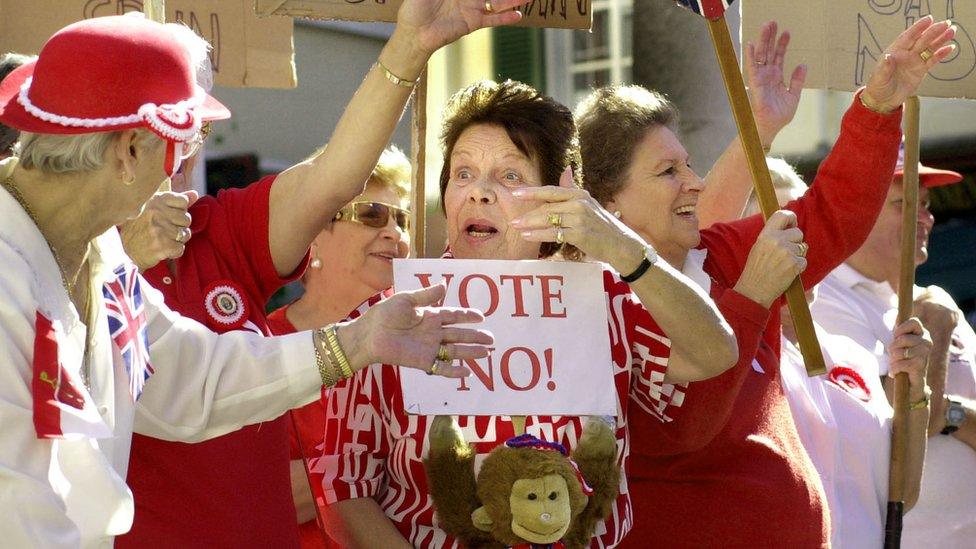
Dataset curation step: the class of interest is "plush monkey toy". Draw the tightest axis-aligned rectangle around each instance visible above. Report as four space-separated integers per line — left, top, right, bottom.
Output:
424 416 620 549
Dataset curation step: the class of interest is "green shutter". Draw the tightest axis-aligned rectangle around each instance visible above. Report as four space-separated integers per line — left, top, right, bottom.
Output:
492 27 546 90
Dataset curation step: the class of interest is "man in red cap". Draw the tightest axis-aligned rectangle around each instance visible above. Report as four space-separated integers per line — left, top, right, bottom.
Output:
813 146 976 547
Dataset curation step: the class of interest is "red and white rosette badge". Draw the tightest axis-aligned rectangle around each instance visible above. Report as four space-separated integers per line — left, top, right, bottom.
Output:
827 366 872 402
203 281 248 330
139 102 201 176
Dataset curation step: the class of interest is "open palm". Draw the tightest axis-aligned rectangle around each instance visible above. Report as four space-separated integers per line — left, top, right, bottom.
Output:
744 21 807 142
398 0 524 55
864 16 956 112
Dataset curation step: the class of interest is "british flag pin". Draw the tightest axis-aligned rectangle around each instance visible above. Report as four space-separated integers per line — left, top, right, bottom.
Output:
828 366 872 402
203 281 248 330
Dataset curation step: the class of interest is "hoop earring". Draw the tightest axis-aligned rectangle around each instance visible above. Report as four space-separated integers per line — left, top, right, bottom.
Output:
121 170 135 186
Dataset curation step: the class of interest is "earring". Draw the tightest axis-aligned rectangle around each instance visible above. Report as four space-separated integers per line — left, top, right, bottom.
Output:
121 169 135 186
310 257 322 269
613 210 622 219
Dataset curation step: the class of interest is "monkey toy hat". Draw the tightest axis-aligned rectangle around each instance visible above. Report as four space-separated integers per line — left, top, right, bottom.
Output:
424 416 620 549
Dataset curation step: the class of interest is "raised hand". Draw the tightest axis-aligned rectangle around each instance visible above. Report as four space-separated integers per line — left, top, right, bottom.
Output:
397 0 525 57
744 21 807 146
733 210 808 308
862 16 957 113
509 168 647 274
341 283 494 378
119 190 198 271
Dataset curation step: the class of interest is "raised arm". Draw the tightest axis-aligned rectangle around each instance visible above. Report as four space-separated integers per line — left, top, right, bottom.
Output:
136 278 493 442
268 0 523 276
698 21 806 228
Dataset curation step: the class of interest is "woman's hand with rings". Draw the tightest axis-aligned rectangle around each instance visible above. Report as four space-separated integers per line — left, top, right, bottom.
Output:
744 21 807 145
508 167 644 265
888 317 933 400
861 16 957 114
119 190 199 270
347 283 494 378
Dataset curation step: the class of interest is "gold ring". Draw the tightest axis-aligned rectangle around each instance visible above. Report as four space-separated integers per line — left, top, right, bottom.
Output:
797 241 808 258
547 212 562 228
920 49 933 62
484 0 493 12
427 361 439 376
436 344 450 362
555 227 565 245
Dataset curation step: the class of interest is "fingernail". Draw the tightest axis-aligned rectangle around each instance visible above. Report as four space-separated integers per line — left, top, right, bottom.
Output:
510 217 523 226
511 188 525 197
521 231 533 238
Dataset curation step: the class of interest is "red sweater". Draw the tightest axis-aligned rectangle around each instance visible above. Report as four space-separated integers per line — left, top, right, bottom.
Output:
623 95 902 547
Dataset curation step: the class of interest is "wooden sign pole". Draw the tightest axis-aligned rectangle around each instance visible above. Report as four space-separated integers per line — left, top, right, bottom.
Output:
706 16 827 377
144 0 173 193
410 72 428 258
884 95 921 549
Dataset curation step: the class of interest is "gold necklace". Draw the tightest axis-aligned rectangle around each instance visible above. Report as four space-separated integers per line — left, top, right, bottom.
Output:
2 174 94 391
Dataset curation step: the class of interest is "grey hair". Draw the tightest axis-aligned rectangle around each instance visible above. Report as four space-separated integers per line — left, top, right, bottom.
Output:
16 129 159 174
743 157 807 217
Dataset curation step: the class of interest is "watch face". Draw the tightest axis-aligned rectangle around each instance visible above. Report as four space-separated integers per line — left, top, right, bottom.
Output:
948 406 966 424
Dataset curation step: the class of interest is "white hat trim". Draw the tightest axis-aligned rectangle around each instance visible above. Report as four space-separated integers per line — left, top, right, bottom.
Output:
17 76 205 141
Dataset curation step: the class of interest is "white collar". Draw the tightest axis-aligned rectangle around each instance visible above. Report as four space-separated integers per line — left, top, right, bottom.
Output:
832 262 895 300
681 248 712 295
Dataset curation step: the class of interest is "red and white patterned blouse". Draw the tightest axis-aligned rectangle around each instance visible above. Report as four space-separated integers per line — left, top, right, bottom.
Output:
315 266 679 548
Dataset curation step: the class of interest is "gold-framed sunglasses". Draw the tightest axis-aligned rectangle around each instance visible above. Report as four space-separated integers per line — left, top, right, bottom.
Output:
334 201 410 231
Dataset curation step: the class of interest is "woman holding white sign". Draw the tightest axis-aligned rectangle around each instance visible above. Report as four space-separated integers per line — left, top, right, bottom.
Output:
572 16 956 548
316 79 739 548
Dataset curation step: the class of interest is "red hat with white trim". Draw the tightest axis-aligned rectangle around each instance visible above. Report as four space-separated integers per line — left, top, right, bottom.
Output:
893 141 963 188
0 14 229 148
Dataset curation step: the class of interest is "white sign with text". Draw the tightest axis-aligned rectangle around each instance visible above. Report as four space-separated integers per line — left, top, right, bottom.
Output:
394 259 615 416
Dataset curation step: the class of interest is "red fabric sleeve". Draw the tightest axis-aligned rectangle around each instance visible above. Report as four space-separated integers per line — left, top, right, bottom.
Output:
212 175 310 302
702 91 903 296
630 286 771 456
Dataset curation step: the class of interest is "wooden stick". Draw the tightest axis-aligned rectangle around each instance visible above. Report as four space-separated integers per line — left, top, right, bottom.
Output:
410 71 428 258
706 17 826 376
143 0 173 193
884 95 920 549
511 416 527 436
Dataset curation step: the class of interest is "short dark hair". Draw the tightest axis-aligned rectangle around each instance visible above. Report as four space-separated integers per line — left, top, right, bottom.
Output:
0 53 35 155
574 85 679 206
438 80 582 258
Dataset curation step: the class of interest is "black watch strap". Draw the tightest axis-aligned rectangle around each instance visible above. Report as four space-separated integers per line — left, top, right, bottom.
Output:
941 424 960 435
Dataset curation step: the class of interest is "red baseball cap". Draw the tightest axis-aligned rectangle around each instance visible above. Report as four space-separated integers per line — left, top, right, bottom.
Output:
0 14 229 143
893 141 963 188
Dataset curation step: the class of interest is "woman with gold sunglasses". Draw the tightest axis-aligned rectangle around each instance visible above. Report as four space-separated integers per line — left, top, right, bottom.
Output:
265 146 412 548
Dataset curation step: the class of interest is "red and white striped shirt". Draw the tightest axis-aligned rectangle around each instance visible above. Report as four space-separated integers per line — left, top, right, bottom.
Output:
315 267 678 548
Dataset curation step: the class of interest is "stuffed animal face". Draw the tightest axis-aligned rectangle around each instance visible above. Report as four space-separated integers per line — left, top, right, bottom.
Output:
509 473 573 543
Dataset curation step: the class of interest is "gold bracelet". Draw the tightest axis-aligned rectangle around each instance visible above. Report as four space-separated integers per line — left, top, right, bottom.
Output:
909 387 932 411
376 61 418 88
314 343 338 388
858 91 889 114
325 323 355 379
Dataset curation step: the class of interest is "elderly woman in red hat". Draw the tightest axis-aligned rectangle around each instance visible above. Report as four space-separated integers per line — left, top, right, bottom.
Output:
0 13 502 547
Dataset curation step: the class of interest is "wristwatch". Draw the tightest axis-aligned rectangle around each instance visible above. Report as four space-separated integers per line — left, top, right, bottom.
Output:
941 398 966 435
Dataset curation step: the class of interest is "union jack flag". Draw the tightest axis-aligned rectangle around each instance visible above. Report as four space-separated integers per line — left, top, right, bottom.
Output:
674 0 733 19
103 264 155 401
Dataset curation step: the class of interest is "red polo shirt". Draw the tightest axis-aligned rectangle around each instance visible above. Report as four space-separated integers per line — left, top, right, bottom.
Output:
118 175 309 548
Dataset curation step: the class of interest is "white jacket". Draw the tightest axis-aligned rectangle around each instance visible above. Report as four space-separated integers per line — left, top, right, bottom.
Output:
0 160 321 548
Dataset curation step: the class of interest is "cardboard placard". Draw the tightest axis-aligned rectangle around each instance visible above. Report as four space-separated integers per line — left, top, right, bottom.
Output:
256 0 592 30
393 258 615 416
740 0 976 99
0 0 296 89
